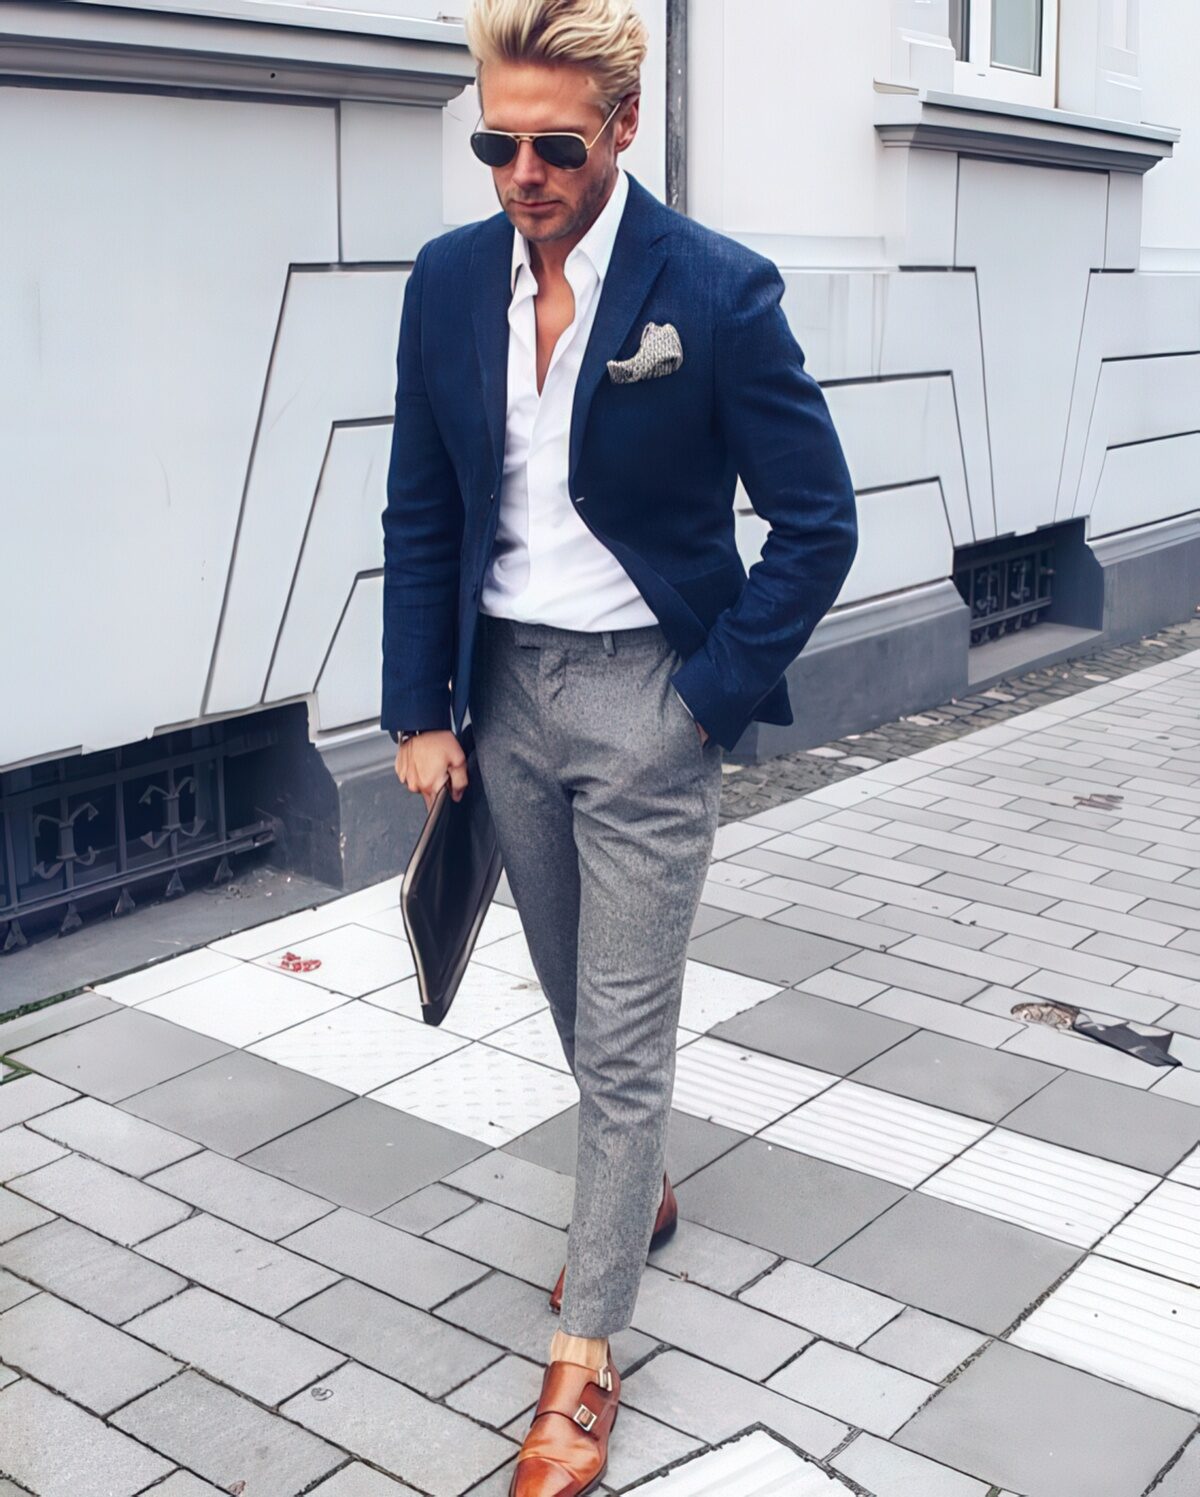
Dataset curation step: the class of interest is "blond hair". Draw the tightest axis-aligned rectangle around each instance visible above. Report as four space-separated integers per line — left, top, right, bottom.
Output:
464 0 648 114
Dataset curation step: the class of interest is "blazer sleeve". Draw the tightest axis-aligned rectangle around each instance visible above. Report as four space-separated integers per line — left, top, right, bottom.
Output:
668 257 858 749
381 243 465 737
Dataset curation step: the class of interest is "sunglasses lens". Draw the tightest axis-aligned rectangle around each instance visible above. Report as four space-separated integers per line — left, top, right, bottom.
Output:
471 132 518 168
536 135 587 169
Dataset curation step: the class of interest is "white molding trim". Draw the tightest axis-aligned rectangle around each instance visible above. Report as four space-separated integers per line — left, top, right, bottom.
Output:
0 0 475 104
874 82 1177 174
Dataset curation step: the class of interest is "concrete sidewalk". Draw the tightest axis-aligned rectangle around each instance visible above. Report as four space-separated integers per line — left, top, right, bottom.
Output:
1 650 1199 1496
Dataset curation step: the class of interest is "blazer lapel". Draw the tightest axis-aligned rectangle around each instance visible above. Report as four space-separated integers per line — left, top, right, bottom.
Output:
468 209 515 489
468 171 674 493
568 172 672 491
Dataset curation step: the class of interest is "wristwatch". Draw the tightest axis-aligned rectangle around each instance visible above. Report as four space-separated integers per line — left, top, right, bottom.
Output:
397 729 424 746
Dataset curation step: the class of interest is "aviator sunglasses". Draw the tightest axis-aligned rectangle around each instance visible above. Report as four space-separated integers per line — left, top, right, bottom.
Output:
470 96 626 171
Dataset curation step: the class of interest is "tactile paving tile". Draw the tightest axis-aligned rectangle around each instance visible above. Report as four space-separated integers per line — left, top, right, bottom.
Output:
669 1036 838 1133
1012 1252 1200 1413
1097 1180 1200 1286
366 1041 578 1146
761 1080 990 1186
919 1129 1158 1247
625 1429 851 1493
1168 1145 1200 1189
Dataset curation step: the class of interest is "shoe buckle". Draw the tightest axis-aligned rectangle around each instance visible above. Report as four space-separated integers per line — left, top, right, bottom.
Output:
574 1402 599 1432
596 1364 613 1392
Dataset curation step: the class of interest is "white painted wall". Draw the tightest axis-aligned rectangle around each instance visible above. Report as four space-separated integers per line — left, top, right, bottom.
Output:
2 0 1196 774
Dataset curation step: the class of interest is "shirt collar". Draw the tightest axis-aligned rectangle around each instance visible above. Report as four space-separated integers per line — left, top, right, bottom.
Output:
510 165 629 294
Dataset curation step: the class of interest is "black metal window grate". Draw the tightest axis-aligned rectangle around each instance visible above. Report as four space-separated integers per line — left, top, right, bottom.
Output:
953 536 1055 646
1 722 277 952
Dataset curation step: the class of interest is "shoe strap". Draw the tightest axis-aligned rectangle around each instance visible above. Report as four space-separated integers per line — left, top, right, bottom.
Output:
534 1359 615 1437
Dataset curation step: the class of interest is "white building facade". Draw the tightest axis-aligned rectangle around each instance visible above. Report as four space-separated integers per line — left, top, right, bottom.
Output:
1 0 1196 913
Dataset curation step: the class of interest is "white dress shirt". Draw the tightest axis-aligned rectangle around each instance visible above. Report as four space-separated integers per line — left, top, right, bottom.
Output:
478 166 661 638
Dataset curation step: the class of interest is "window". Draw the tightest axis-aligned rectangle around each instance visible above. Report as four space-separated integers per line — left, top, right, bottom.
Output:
948 0 1059 109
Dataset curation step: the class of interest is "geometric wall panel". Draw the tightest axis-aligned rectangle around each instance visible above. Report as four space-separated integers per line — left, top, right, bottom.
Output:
313 574 386 733
265 423 393 707
204 267 407 719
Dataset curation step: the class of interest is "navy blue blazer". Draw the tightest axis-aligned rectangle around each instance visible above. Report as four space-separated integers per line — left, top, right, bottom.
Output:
382 169 857 752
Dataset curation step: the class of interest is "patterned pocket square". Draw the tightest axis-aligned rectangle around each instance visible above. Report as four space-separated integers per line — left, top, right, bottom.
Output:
607 321 683 384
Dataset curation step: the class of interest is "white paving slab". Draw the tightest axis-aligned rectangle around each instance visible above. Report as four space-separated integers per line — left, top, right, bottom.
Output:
625 1429 851 1493
137 962 347 1047
919 1129 1158 1247
247 999 468 1092
760 1081 989 1187
91 947 242 1006
669 1037 837 1133
367 1042 579 1146
1012 1252 1200 1413
255 923 416 996
363 961 547 1039
1097 1180 1200 1287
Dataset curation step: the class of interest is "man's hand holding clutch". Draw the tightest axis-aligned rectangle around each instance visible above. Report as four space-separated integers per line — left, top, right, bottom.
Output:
396 731 469 812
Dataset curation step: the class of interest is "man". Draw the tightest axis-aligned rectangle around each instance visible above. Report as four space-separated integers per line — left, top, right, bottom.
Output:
382 2 857 1490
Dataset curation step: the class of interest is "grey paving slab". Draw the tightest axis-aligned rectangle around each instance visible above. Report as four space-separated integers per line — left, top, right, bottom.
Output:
13 1009 230 1103
619 1346 849 1458
140 1475 226 1496
0 993 118 1051
674 1136 904 1263
924 871 1058 912
125 1285 344 1406
641 1215 775 1296
113 1368 344 1496
896 845 1024 886
896 1340 1195 1497
138 1213 339 1316
243 1095 487 1213
850 1029 1060 1121
0 1185 54 1242
860 904 1008 949
835 949 987 1003
766 1339 935 1436
8 1152 192 1245
765 901 910 952
738 1258 903 1346
283 1206 489 1309
146 1149 335 1239
687 915 857 985
121 1049 353 1157
0 1218 185 1324
860 1307 988 1383
433 1266 654 1372
864 987 1020 1047
832 1432 990 1496
280 1359 514 1497
0 1074 78 1129
0 1375 173 1497
0 1123 67 1181
593 1402 707 1490
629 1264 812 1380
443 1351 544 1427
1001 1069 1200 1172
439 1150 575 1229
1153 1435 1200 1497
0 1290 180 1414
27 1095 201 1176
282 1277 500 1399
310 1467 422 1495
0 1264 37 1312
376 1181 476 1235
819 1192 1081 1335
426 1199 568 1286
709 989 913 1074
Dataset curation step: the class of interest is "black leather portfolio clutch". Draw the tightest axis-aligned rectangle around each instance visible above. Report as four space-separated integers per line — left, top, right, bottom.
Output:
399 720 505 1027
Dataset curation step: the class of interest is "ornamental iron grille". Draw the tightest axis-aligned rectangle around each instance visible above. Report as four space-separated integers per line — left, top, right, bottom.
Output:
952 533 1055 646
1 721 278 952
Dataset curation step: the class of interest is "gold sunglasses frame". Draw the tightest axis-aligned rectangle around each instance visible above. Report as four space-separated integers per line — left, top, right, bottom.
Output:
470 96 627 170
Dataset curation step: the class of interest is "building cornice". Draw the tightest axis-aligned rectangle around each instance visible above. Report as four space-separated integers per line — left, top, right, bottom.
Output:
0 0 475 105
874 82 1178 174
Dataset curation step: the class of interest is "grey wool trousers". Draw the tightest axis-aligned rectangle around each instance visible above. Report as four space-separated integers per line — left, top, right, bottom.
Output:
468 611 724 1337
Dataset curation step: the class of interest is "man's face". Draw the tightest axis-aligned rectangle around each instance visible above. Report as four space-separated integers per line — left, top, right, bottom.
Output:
477 60 638 247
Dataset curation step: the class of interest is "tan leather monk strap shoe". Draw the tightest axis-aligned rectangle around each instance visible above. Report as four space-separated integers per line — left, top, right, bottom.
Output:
549 1172 677 1314
508 1353 621 1497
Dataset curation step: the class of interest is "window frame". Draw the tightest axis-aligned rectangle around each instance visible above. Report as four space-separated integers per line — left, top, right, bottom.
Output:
951 0 1060 111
